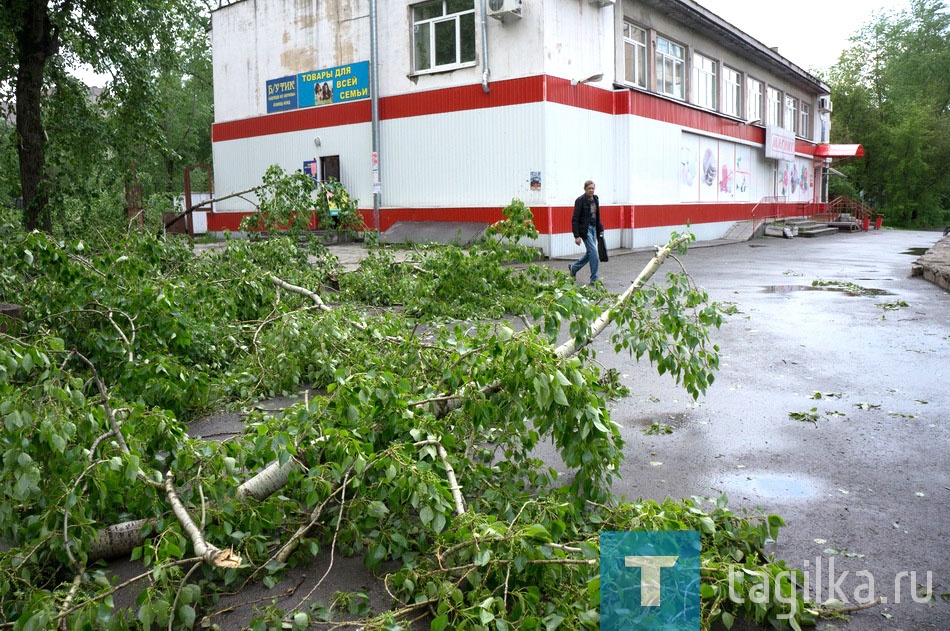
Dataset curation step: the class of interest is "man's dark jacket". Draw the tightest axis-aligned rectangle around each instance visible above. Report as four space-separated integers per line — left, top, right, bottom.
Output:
572 193 605 239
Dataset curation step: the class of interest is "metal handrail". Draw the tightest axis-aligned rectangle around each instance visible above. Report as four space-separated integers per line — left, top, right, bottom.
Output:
827 195 879 222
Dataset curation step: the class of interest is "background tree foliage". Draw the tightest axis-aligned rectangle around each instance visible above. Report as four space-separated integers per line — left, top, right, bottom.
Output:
0 0 213 234
827 0 950 227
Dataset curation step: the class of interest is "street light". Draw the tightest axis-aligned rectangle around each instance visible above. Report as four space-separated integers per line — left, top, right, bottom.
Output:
571 73 603 86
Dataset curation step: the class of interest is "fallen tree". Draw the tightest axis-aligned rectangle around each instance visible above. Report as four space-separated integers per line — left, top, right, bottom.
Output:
0 202 817 630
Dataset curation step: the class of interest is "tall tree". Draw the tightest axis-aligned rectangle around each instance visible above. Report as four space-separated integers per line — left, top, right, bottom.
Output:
828 0 950 227
0 0 210 232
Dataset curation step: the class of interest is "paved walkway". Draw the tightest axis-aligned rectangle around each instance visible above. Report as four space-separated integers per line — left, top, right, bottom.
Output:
197 230 950 292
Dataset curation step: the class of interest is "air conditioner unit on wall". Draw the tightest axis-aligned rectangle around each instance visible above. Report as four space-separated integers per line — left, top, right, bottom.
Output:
818 95 833 112
488 0 522 21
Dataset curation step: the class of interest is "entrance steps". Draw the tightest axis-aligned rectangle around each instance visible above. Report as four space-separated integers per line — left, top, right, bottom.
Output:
763 218 838 239
786 218 839 238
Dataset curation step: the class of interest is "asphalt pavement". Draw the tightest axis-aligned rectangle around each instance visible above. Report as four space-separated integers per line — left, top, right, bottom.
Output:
567 228 949 630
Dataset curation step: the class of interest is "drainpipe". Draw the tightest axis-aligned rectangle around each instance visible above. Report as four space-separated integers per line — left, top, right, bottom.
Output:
370 0 381 231
480 0 490 93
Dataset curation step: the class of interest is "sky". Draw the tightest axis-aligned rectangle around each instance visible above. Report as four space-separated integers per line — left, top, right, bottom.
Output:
694 0 912 73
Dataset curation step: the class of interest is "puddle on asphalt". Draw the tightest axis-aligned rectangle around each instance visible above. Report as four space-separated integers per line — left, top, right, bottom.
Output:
715 472 822 500
901 247 929 256
763 284 893 296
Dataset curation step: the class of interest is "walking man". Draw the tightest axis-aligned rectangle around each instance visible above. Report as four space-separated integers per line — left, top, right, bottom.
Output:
569 180 605 284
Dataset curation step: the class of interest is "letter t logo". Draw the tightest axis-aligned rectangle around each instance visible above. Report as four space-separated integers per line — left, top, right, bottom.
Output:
625 556 679 606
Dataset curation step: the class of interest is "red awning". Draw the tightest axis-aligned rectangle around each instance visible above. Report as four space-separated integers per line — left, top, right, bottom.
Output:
815 144 865 158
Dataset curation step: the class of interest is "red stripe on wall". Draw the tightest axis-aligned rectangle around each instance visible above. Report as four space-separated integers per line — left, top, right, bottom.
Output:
212 75 821 155
381 76 546 119
633 203 755 228
213 100 372 142
206 202 819 234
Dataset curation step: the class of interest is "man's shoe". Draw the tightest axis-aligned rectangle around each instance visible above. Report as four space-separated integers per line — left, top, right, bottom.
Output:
569 265 577 280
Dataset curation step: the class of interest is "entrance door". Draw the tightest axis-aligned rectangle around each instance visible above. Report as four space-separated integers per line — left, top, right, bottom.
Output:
320 155 340 183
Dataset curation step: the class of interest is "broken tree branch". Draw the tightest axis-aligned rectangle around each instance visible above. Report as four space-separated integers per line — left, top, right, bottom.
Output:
164 471 241 568
87 519 155 562
415 439 465 516
163 184 264 230
554 234 690 359
425 233 691 418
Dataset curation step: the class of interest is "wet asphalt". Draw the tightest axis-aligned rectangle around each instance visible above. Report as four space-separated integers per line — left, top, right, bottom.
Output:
563 228 949 630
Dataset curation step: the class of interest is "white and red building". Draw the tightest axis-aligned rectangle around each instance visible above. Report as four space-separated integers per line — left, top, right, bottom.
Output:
209 0 860 255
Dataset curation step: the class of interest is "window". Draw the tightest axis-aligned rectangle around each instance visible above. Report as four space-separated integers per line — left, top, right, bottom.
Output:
747 77 763 122
623 22 647 88
655 36 685 99
722 66 742 117
691 53 717 109
799 103 811 139
766 86 782 127
412 0 476 73
784 95 798 133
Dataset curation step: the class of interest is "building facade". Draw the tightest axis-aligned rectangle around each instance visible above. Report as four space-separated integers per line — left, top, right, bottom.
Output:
209 0 844 255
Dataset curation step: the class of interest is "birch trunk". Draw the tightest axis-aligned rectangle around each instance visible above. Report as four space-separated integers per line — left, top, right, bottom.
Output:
88 519 153 561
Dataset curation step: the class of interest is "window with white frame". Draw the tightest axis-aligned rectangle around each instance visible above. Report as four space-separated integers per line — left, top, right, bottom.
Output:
412 0 476 74
799 103 811 139
784 95 798 133
655 36 685 99
746 77 763 122
691 52 717 109
766 86 782 127
722 66 742 117
623 22 647 88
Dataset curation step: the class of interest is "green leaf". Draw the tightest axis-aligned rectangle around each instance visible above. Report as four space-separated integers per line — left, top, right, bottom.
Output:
474 547 491 566
721 611 735 628
178 604 196 628
367 500 389 519
523 524 551 542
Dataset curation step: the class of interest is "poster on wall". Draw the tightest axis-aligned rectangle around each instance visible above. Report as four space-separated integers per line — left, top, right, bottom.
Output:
303 160 319 186
717 142 736 201
734 145 752 202
679 133 700 201
266 75 298 113
267 61 370 114
777 159 812 201
699 137 718 203
680 132 752 203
